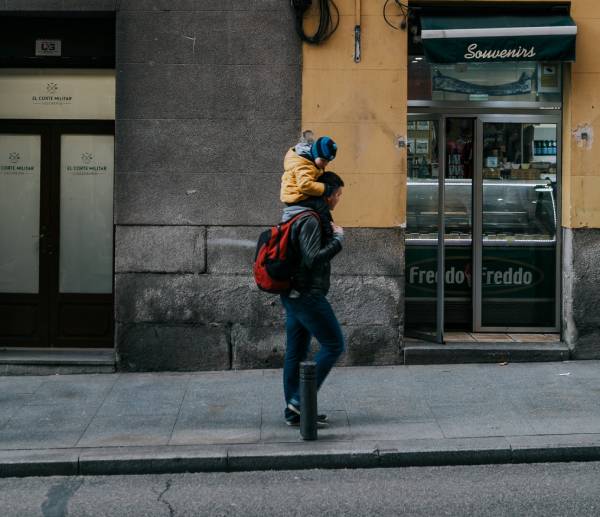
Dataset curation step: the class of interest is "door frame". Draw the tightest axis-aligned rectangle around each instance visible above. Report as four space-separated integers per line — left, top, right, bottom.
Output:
474 114 561 332
0 119 115 348
407 109 562 336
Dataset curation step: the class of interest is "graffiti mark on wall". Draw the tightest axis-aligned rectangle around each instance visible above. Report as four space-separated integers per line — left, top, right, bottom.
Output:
572 123 594 150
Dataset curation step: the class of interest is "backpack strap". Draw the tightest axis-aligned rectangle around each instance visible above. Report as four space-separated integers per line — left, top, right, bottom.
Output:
281 210 320 226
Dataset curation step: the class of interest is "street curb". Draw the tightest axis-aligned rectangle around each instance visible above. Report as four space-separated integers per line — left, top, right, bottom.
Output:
3 434 600 477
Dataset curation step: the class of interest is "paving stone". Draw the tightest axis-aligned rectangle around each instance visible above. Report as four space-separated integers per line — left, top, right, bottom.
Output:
430 402 537 439
526 416 600 435
0 378 46 395
0 395 33 429
96 375 189 416
181 382 262 409
170 408 261 445
77 415 177 447
348 417 444 441
0 428 84 450
25 376 116 406
5 403 96 431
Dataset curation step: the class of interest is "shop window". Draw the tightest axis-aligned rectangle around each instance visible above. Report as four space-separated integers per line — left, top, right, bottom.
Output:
408 59 562 103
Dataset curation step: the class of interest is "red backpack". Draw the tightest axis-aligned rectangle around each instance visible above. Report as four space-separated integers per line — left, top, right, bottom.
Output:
253 211 319 294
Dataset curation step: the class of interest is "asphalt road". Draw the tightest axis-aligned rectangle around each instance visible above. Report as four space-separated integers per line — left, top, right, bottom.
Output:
2 462 600 517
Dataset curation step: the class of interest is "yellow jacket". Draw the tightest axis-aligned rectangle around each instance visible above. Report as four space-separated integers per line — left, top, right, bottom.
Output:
280 147 326 203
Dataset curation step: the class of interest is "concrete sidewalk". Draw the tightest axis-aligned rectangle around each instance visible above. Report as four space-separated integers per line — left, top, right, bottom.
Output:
1 361 600 477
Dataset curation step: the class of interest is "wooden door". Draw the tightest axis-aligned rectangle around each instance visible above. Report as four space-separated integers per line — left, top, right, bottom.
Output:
0 120 114 348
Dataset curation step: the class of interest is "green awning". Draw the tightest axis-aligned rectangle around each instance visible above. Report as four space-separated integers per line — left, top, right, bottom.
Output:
421 15 577 63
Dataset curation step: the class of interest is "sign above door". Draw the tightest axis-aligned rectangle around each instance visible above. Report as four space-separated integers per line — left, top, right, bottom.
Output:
0 69 115 120
420 14 577 63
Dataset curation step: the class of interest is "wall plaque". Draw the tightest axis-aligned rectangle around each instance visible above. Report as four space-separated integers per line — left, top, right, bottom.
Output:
35 39 62 57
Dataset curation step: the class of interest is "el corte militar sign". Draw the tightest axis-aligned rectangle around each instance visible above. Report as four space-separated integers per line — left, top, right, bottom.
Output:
420 15 577 63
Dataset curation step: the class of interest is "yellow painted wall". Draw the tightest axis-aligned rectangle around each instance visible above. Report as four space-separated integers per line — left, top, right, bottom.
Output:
566 0 600 228
303 0 407 227
302 0 600 228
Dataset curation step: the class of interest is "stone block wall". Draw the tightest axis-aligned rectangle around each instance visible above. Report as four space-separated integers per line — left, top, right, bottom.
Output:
563 228 600 359
115 227 405 371
111 2 405 371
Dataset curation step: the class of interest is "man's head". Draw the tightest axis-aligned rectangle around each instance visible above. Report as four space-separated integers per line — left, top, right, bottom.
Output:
311 136 337 169
318 171 344 210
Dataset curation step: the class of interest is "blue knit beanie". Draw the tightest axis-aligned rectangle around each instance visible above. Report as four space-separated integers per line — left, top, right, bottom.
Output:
311 136 337 161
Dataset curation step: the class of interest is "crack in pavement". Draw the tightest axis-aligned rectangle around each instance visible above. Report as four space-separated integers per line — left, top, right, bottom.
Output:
41 478 84 517
157 478 175 517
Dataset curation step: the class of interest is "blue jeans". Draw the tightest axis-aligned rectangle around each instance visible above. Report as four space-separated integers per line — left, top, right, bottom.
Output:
280 293 345 416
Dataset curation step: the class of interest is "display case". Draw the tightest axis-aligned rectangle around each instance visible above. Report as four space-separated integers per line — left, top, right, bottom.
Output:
406 179 556 246
405 178 557 329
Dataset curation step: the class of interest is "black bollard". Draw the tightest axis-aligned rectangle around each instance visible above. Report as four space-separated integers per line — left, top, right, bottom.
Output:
299 361 318 440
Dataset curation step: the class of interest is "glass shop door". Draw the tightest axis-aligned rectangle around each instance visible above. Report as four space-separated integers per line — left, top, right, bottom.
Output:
406 113 560 339
0 121 115 347
475 116 560 331
406 116 474 343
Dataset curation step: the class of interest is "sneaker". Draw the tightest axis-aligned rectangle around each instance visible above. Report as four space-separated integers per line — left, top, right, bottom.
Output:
288 402 329 422
285 414 329 428
287 402 301 416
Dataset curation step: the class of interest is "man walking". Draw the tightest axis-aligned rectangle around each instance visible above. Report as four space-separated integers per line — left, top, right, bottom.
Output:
279 172 345 427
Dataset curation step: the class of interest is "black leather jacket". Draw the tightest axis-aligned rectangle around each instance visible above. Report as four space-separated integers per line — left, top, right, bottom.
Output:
289 211 342 295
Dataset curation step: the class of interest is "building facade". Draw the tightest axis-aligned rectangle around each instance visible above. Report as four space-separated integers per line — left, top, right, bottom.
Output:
0 0 598 371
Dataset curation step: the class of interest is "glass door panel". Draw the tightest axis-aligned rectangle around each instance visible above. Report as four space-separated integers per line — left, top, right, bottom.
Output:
0 122 115 348
406 117 442 341
406 118 442 340
444 118 474 330
59 134 114 294
479 121 558 329
0 134 41 293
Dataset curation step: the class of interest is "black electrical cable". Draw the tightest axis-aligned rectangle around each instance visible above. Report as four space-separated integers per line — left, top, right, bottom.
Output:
291 0 340 45
383 0 409 31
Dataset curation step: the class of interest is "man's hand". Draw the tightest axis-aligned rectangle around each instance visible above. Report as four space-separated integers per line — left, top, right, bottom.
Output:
331 223 344 240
